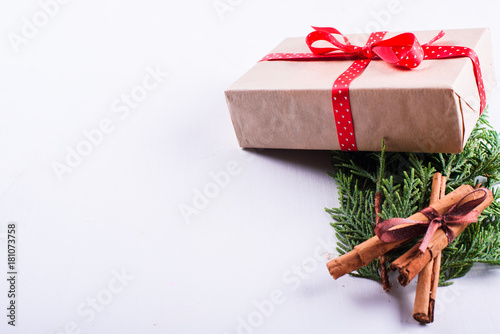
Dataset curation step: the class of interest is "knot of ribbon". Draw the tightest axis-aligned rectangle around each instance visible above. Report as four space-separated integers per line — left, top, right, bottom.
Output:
260 27 487 151
374 188 489 253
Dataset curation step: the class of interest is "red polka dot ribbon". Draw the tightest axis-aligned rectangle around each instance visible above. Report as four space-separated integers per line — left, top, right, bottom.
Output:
260 28 487 151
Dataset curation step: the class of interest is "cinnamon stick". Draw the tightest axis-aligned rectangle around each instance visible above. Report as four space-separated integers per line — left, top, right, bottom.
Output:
429 175 447 319
391 187 493 286
327 184 474 279
413 173 446 323
428 251 442 321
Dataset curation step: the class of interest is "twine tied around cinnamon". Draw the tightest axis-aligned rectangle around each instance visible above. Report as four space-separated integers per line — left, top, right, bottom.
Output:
375 188 489 253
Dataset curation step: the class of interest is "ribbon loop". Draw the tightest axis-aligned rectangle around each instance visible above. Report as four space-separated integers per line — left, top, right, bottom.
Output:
306 27 359 55
375 188 488 253
371 33 424 68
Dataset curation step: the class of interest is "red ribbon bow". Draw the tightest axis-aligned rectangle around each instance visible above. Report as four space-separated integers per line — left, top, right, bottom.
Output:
261 27 487 151
374 188 488 253
305 26 445 68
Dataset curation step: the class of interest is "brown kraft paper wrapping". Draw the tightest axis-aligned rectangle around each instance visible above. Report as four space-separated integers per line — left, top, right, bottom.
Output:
225 28 496 153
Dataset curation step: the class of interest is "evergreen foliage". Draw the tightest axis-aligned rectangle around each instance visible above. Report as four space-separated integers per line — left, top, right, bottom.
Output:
326 112 500 285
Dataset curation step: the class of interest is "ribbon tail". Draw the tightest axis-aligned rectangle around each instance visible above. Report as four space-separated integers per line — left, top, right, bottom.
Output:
418 221 440 253
423 30 445 46
442 225 456 245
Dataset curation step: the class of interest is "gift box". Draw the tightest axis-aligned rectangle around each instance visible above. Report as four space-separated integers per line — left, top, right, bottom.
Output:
224 28 496 153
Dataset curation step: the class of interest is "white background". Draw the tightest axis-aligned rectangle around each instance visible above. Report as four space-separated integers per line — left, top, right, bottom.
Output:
0 0 500 333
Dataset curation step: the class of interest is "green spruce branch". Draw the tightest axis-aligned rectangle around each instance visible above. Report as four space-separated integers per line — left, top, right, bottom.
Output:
326 110 500 286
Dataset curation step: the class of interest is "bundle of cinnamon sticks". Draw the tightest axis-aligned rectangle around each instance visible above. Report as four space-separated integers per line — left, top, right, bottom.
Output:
327 173 493 323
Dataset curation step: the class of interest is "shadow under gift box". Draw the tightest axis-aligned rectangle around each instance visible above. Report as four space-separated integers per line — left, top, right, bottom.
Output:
224 28 496 153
